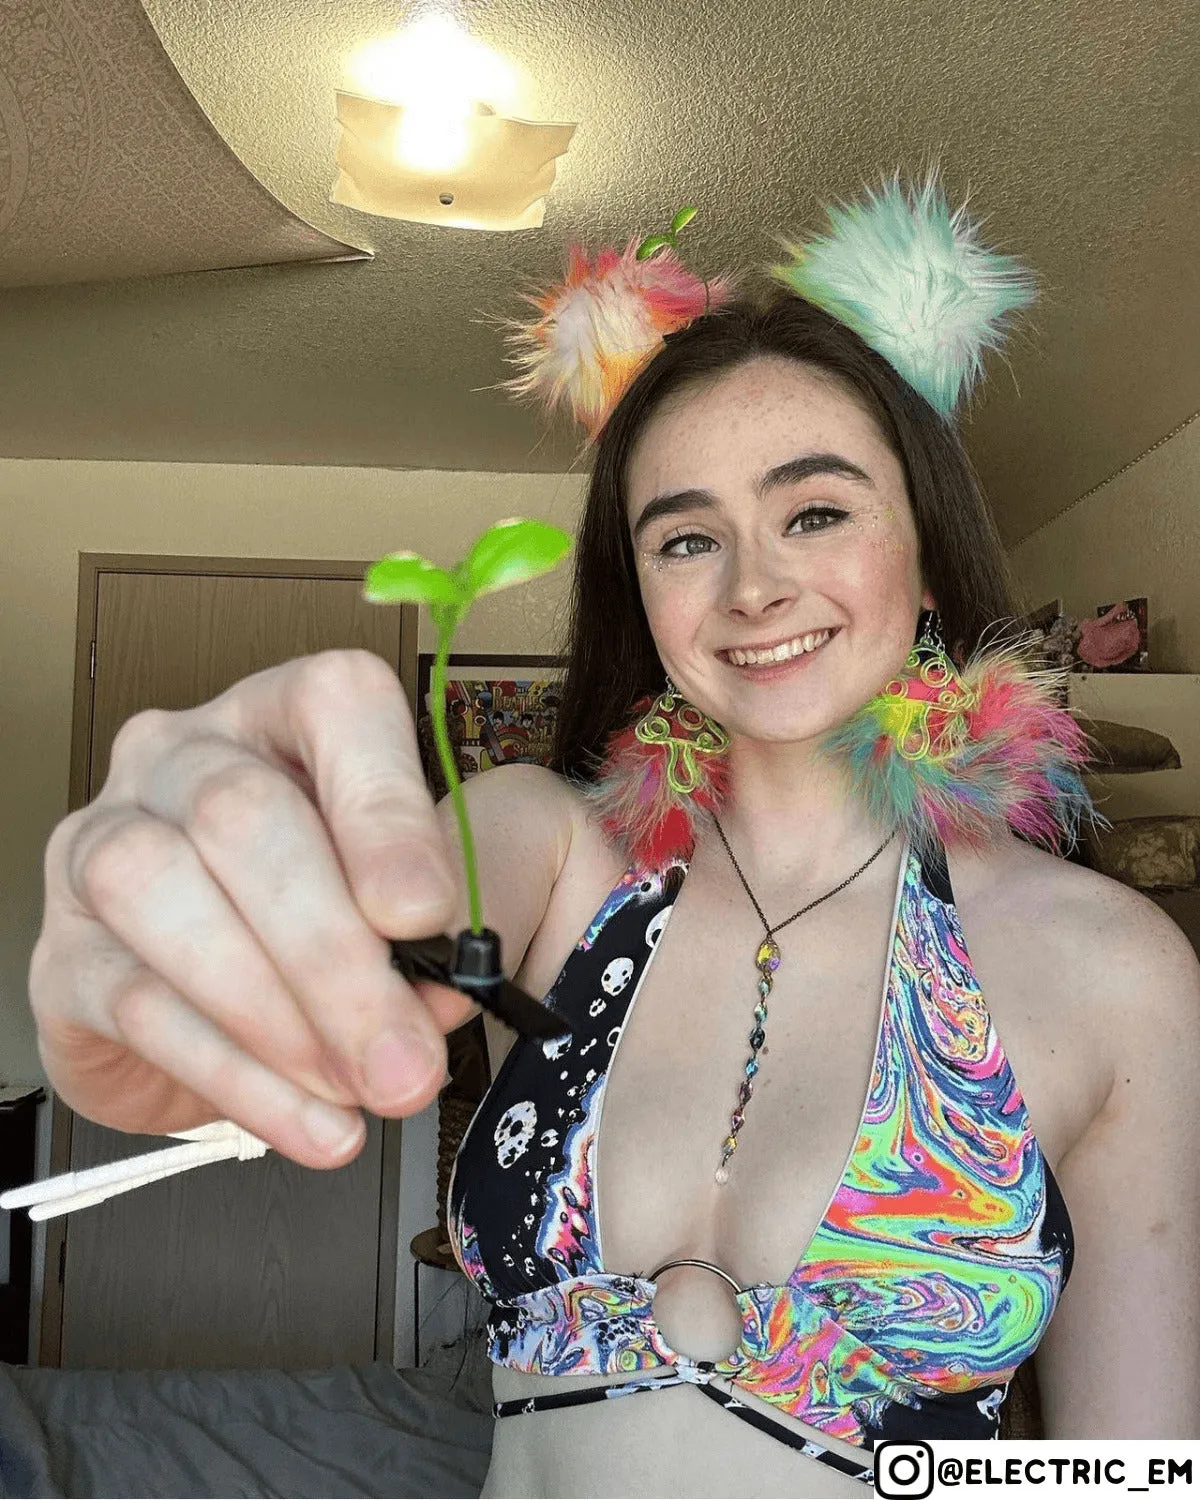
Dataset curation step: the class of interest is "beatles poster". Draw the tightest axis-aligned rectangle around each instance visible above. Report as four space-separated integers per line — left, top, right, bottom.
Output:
417 654 566 784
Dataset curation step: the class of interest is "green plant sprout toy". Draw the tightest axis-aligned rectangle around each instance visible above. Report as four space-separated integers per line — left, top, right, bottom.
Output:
635 206 714 315
634 204 698 261
364 518 573 1039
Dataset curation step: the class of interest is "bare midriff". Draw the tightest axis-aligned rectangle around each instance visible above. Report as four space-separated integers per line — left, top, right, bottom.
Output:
482 1364 870 1499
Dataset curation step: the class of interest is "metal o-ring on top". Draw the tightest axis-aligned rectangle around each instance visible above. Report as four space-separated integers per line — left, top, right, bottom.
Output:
647 1256 745 1295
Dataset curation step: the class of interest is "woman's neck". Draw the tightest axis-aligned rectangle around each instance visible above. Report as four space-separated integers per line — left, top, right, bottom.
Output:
707 734 897 889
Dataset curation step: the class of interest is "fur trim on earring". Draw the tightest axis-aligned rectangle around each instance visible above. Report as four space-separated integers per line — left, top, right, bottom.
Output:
584 690 730 867
823 637 1099 854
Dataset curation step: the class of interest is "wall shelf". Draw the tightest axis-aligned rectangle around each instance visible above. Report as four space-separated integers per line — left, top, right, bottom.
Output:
1069 673 1200 820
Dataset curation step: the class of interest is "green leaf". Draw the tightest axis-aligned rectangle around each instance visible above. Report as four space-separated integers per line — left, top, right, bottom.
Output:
362 552 465 606
670 205 698 235
459 518 572 598
635 233 674 261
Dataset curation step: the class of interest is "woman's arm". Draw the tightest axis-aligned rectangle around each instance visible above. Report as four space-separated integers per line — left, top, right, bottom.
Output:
1036 894 1200 1437
437 762 578 1074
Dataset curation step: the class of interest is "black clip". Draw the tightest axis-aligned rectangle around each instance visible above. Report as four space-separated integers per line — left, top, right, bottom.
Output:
389 928 571 1040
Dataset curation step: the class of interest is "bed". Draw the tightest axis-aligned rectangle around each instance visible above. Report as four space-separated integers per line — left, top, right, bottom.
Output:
0 1329 493 1499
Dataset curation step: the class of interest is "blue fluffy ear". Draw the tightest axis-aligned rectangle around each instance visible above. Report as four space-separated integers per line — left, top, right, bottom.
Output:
770 170 1037 415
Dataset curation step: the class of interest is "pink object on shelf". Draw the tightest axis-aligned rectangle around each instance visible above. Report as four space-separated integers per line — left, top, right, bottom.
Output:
1077 603 1141 669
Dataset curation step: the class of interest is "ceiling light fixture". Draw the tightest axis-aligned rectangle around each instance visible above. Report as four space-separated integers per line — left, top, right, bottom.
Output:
331 14 576 231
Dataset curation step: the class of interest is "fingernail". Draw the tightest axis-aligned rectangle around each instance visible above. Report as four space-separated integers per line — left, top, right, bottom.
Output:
363 1026 440 1110
372 851 454 927
302 1100 363 1154
408 854 456 915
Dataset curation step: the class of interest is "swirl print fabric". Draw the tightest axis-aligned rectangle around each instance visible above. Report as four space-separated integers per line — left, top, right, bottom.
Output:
448 837 1072 1451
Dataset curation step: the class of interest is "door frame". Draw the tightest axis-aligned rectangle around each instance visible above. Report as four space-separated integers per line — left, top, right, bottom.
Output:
40 552 418 1366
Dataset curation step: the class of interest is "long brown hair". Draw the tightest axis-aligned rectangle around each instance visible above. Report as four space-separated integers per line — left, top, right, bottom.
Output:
549 289 1023 781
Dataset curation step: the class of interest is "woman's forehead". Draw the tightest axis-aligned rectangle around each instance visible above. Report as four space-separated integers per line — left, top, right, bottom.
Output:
627 359 894 498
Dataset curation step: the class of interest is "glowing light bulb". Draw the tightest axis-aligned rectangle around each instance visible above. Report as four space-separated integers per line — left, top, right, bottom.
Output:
347 13 520 172
393 107 470 172
333 10 574 228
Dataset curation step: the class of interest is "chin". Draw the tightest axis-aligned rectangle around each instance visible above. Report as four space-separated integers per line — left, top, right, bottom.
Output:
718 700 860 746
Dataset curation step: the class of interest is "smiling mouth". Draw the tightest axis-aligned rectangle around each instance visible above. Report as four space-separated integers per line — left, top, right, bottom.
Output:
720 628 839 666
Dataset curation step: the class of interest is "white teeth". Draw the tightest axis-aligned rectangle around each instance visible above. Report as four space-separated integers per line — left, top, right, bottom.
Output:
726 630 834 667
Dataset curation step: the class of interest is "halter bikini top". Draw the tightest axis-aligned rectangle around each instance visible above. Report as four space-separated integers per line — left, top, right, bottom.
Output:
448 835 1073 1485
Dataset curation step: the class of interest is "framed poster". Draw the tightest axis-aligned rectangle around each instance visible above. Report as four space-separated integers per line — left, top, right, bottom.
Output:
416 653 566 788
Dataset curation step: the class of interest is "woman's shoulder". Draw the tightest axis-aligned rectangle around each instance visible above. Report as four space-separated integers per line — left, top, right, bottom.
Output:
456 761 593 860
955 833 1200 1046
463 764 628 1071
463 761 627 861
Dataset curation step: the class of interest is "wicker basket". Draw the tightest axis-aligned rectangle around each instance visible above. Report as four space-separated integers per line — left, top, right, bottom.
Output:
410 1016 490 1271
435 1094 480 1242
1000 1358 1044 1439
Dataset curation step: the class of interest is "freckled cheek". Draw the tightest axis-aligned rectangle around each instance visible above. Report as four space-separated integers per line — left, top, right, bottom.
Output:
861 528 920 584
638 567 719 645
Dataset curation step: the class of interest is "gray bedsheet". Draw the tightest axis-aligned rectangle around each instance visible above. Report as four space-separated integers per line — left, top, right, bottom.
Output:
0 1336 494 1499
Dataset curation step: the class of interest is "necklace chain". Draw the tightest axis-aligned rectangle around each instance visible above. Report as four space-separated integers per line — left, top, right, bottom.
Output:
708 814 898 1185
710 816 896 939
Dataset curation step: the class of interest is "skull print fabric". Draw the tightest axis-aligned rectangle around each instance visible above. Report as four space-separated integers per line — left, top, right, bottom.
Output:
449 862 683 1298
493 1102 538 1168
448 839 1073 1459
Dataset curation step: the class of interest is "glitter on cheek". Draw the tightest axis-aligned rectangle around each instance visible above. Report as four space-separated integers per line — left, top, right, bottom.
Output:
635 548 669 573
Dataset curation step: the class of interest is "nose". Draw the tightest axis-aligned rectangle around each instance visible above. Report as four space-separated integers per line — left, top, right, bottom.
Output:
719 537 797 621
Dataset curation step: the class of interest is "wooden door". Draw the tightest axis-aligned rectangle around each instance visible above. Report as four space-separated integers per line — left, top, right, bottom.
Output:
42 556 417 1370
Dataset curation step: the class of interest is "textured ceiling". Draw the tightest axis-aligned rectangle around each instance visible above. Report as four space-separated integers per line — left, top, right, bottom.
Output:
0 0 365 286
0 0 1196 544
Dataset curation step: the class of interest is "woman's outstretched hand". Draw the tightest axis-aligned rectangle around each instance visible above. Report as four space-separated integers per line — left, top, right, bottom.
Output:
29 650 471 1168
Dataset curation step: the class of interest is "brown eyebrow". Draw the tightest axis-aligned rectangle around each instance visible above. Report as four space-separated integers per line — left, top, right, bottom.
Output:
631 452 875 543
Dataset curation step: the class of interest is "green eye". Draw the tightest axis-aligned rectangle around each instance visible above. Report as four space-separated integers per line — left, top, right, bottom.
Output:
660 532 716 558
789 506 847 533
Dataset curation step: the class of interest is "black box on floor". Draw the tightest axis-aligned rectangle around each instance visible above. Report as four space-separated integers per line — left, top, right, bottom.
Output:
0 1087 45 1365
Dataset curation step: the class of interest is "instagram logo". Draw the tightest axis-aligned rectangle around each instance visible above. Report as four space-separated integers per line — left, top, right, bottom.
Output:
874 1439 934 1499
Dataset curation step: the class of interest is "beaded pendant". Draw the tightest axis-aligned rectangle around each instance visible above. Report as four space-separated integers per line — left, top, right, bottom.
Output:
715 936 781 1185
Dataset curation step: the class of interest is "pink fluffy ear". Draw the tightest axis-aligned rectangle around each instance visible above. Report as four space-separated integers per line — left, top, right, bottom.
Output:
501 242 734 439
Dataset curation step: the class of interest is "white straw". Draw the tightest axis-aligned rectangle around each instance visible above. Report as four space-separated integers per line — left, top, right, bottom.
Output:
0 1120 270 1219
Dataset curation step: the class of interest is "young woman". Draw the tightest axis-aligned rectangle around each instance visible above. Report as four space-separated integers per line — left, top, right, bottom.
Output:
28 252 1200 1496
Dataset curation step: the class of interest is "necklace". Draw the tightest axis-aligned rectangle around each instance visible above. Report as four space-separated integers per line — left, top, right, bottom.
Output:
708 815 898 1185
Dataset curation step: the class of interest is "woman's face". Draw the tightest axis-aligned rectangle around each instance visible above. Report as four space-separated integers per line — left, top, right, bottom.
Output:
626 355 933 745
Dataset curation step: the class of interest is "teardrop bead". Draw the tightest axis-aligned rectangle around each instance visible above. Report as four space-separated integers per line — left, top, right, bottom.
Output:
755 937 781 974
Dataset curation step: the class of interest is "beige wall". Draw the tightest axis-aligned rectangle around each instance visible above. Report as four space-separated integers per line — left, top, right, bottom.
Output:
8 426 1195 1079
1008 417 1200 675
1 459 587 1085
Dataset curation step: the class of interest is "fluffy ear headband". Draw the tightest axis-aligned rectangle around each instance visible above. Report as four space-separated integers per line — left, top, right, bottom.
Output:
499 230 735 440
500 170 1036 435
769 171 1036 416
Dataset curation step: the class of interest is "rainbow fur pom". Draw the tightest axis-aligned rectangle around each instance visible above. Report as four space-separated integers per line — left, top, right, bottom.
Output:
771 171 1037 416
823 641 1098 855
584 695 731 868
501 241 732 439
